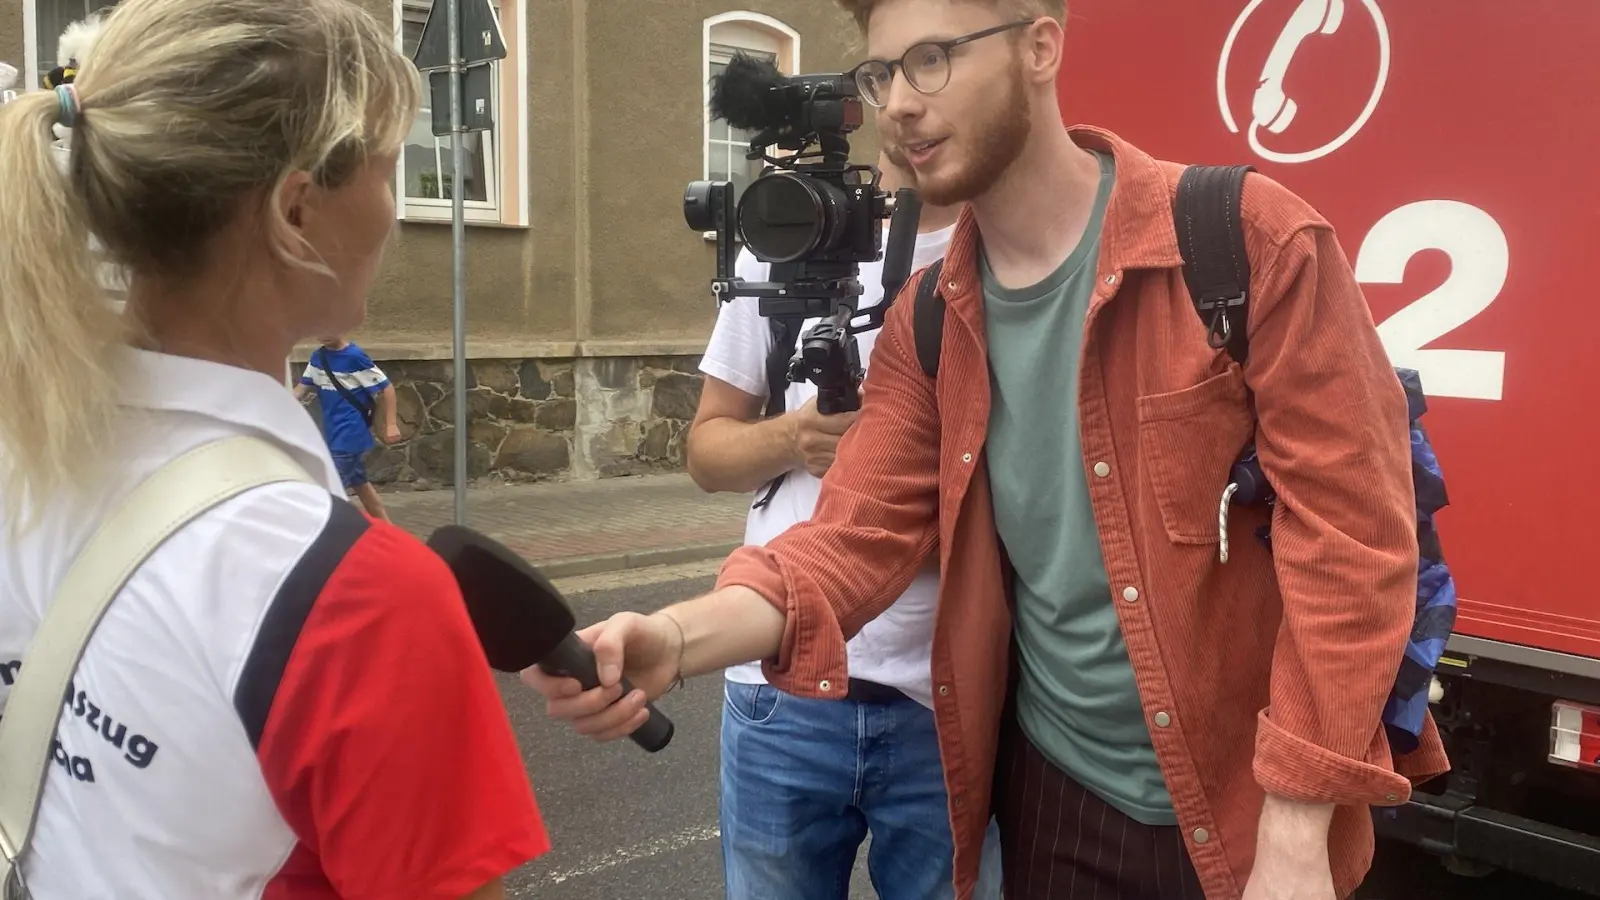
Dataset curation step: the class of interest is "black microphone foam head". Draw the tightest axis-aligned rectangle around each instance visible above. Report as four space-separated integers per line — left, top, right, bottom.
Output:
709 51 789 133
426 525 575 672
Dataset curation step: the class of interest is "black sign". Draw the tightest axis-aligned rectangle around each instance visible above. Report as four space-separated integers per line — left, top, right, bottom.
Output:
412 0 507 71
429 66 496 137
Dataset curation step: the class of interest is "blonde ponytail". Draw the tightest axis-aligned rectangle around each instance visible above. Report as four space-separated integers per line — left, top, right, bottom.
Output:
0 88 126 529
0 0 418 532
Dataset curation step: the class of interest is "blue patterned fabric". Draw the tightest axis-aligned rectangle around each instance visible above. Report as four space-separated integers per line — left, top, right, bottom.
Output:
1230 367 1456 754
1384 368 1457 753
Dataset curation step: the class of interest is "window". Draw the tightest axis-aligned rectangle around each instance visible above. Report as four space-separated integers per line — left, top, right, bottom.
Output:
26 0 120 89
395 0 526 225
703 14 800 211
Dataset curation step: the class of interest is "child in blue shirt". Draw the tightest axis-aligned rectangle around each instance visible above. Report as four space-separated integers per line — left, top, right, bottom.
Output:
294 336 401 521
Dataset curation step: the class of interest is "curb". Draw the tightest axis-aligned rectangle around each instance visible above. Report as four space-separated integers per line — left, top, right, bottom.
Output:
534 541 740 580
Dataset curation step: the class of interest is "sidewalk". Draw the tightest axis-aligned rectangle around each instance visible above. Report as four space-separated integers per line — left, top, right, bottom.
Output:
384 473 751 578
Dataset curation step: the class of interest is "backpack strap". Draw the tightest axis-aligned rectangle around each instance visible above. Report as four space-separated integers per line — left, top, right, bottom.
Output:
912 260 946 379
1174 165 1255 366
315 348 376 429
751 315 804 510
0 437 316 897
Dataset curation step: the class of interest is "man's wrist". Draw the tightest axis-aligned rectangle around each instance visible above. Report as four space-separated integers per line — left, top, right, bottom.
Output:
654 609 687 694
1257 794 1334 854
777 411 802 466
655 585 782 678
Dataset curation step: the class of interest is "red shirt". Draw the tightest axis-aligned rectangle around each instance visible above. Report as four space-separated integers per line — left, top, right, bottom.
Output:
717 126 1451 899
261 514 551 898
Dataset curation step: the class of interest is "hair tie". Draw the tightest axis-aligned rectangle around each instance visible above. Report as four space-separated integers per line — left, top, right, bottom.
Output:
54 84 80 128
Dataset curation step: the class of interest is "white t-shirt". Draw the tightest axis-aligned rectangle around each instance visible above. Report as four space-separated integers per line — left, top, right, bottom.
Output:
699 223 955 709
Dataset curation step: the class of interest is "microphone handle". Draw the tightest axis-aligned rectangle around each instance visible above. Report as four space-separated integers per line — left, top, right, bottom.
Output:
539 634 675 753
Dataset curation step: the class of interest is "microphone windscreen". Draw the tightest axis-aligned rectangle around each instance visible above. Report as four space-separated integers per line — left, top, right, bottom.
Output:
427 525 575 672
708 51 789 132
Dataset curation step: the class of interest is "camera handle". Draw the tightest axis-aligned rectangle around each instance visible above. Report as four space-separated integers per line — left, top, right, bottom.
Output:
786 187 925 416
789 308 862 415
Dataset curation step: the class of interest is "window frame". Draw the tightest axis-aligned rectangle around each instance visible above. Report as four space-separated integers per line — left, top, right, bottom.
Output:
392 0 529 227
700 12 800 240
22 0 121 94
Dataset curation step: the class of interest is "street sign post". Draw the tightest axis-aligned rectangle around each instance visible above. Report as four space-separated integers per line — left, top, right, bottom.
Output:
411 0 506 526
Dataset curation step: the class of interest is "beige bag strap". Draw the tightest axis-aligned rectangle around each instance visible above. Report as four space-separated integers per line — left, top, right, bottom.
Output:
0 437 317 898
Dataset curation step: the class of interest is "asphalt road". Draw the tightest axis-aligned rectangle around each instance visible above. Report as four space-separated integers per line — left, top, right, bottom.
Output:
492 571 1586 899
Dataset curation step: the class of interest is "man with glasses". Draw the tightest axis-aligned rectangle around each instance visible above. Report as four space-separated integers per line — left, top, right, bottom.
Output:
686 147 1000 900
526 2 1445 899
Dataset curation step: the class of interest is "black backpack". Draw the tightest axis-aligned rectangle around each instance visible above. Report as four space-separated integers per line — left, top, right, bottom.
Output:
909 164 1456 754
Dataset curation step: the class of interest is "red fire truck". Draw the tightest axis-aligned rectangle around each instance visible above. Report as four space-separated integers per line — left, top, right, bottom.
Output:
1061 0 1600 893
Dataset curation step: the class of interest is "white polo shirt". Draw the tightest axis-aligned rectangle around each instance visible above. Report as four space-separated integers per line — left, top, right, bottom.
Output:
699 225 955 708
0 348 548 899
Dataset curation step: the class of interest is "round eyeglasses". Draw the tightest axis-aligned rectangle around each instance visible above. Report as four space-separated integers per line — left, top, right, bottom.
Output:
850 19 1037 108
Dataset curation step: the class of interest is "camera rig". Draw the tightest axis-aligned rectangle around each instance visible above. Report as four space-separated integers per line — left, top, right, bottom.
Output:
683 55 922 415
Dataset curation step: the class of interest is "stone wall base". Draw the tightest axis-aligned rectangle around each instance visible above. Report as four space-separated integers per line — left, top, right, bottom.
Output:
300 355 704 489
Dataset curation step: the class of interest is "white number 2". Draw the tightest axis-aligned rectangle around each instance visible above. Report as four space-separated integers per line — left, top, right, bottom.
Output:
1355 200 1510 401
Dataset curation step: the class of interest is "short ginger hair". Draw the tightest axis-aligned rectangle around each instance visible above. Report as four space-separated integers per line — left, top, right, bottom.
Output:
835 0 1067 32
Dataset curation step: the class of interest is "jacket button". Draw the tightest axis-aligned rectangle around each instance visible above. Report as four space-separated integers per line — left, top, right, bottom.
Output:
1154 711 1171 727
1192 827 1210 844
947 281 959 291
961 452 972 463
1093 461 1111 477
938 685 950 696
1122 586 1139 602
819 680 832 692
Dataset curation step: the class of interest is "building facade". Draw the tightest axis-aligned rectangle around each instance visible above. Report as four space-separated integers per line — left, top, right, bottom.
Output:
2 0 877 487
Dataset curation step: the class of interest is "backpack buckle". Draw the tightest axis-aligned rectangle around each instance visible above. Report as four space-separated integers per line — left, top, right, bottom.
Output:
1 833 28 900
1198 292 1246 351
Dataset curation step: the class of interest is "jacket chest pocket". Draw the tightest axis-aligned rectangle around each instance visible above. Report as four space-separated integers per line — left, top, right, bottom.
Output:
1135 367 1256 545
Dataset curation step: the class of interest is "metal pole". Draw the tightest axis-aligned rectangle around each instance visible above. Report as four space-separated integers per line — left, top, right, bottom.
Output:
447 0 468 525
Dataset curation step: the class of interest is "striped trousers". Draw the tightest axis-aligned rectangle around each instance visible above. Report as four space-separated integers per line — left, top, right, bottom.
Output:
994 716 1206 900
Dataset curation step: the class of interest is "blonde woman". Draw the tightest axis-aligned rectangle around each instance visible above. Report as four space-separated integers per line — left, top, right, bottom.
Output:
0 1 549 897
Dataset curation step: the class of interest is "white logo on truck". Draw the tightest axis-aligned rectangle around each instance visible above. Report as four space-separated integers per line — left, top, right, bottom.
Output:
1217 0 1391 164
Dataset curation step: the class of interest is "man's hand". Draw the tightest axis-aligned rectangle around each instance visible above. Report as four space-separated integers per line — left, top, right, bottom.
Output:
790 395 861 477
1242 796 1337 900
520 611 683 743
382 423 402 444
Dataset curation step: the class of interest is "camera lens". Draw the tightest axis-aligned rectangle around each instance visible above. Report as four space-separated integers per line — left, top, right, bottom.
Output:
683 180 717 232
738 173 849 264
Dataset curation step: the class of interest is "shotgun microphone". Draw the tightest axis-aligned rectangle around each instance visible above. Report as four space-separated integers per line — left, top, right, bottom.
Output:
426 525 675 753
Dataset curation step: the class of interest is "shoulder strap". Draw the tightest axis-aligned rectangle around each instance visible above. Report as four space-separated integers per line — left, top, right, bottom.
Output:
761 316 802 420
752 316 804 510
0 437 316 894
1174 165 1254 365
316 349 375 426
912 260 946 379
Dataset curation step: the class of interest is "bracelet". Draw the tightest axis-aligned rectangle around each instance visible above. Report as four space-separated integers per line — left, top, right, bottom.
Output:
658 610 687 695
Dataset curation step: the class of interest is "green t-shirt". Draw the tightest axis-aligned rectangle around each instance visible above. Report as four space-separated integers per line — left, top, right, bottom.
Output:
980 150 1176 826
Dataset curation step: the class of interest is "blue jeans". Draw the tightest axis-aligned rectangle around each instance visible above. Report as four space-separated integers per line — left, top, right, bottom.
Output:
719 681 1003 900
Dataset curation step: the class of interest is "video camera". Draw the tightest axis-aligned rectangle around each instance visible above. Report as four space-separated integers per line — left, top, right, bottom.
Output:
682 53 922 415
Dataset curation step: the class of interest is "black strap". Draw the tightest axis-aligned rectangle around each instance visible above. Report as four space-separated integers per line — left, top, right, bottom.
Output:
1174 165 1254 365
751 316 804 510
912 260 946 379
315 348 376 428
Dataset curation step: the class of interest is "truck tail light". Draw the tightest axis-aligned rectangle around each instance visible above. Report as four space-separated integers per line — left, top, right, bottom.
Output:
1550 701 1600 773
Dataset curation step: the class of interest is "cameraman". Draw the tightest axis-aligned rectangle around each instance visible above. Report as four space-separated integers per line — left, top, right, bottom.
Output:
685 148 997 900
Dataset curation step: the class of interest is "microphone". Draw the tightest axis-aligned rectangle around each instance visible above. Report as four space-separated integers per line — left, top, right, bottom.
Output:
426 525 675 753
708 51 791 133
